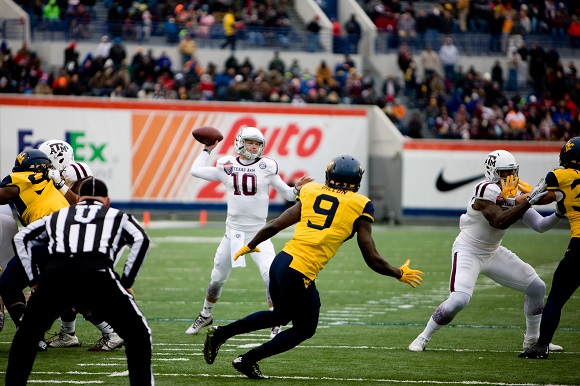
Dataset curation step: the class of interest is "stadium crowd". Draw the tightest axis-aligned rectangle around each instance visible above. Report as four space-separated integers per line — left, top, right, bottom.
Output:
0 34 579 142
362 0 580 51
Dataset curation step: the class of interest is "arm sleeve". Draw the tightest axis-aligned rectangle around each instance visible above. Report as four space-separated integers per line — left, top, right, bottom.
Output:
119 214 151 288
12 217 49 283
269 173 297 201
190 151 221 181
522 208 561 233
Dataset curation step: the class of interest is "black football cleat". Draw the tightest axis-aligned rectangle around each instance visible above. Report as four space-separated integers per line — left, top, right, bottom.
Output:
233 356 269 379
519 343 549 359
204 326 224 364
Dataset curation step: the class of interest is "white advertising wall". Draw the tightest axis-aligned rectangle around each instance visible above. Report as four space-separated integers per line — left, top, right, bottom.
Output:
402 141 563 215
0 96 370 206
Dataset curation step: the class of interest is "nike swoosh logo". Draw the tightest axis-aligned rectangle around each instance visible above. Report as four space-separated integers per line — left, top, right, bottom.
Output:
436 171 485 192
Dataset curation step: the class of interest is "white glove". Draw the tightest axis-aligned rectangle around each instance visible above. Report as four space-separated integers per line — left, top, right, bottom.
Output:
48 169 65 189
527 178 547 205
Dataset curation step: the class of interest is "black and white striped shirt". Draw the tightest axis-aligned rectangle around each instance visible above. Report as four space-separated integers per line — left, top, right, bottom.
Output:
13 199 150 288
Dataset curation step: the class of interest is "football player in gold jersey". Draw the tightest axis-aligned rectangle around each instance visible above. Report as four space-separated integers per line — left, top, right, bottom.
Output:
203 155 423 379
0 149 71 340
520 136 580 359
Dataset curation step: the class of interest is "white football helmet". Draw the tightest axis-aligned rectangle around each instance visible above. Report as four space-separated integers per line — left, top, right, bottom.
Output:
235 127 265 160
38 139 74 171
484 150 519 183
62 162 93 188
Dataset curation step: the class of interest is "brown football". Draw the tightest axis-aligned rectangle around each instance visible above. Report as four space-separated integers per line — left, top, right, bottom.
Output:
192 126 224 146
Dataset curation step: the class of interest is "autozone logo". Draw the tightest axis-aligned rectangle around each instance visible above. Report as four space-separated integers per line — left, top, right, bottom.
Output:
217 117 323 157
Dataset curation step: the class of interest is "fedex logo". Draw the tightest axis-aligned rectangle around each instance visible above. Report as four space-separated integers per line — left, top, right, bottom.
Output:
217 117 323 157
18 130 107 162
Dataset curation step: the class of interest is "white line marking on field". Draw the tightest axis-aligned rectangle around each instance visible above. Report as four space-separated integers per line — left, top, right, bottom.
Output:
109 370 129 377
156 373 573 386
28 381 103 384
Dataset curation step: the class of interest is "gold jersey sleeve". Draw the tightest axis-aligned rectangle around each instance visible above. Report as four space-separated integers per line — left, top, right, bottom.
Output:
283 182 374 281
546 168 580 238
2 172 69 226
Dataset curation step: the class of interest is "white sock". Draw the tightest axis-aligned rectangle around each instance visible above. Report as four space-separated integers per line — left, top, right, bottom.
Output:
61 321 76 335
94 321 114 334
421 317 444 340
201 300 215 317
525 314 542 340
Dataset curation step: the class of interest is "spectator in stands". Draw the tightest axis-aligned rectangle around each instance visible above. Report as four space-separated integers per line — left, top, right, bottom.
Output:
220 8 237 51
306 15 322 53
109 37 126 71
517 41 529 88
429 71 446 99
43 0 61 33
486 9 502 53
491 60 503 88
439 37 458 82
71 4 91 39
568 15 580 49
64 41 79 73
506 45 521 91
529 42 547 97
165 17 179 44
178 33 196 68
417 45 438 83
268 51 285 75
397 42 413 76
504 102 527 139
414 9 427 48
550 3 569 48
331 17 343 54
425 96 442 132
344 14 362 54
96 35 112 60
315 60 334 88
397 12 416 45
457 0 470 33
425 7 442 49
434 106 457 138
381 74 400 101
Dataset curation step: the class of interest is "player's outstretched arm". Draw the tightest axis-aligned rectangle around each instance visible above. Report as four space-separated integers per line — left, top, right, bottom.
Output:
356 218 423 287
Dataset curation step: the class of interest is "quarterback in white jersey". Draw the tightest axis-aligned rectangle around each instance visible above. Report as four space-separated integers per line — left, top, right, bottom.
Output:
186 127 313 337
409 150 563 352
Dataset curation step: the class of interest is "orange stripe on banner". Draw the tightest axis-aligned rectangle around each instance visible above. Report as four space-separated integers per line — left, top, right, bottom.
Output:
132 114 171 197
403 140 562 153
166 114 211 199
136 115 184 197
0 96 367 116
148 115 192 199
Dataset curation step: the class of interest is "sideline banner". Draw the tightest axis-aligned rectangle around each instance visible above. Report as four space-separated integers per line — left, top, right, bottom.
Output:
402 141 563 214
0 97 369 203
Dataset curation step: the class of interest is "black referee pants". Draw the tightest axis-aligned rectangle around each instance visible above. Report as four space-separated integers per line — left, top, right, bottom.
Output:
5 265 154 386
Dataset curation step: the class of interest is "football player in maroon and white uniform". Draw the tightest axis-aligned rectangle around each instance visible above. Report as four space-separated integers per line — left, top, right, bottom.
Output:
409 150 563 352
186 127 313 339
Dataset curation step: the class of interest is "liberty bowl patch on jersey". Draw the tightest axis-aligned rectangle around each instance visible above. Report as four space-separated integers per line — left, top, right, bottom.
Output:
259 161 267 169
223 161 233 175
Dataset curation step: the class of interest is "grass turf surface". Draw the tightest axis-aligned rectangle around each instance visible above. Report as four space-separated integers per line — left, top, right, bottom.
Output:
0 222 578 385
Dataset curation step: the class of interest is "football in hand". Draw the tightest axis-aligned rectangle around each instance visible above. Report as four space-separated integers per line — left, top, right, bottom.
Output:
192 126 224 146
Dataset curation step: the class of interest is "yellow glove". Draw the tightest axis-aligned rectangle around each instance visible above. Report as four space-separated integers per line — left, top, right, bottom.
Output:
234 245 261 261
500 175 519 200
398 259 423 288
517 180 532 194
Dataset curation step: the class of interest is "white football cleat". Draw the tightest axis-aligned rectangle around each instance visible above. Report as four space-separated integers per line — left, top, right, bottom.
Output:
185 313 213 335
408 335 429 352
46 331 80 348
523 335 563 352
88 332 125 351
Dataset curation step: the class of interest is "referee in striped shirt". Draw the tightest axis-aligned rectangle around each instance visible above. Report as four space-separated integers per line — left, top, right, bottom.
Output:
6 178 154 386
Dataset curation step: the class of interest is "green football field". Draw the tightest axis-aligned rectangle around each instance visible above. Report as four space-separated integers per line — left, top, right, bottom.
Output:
0 221 578 385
